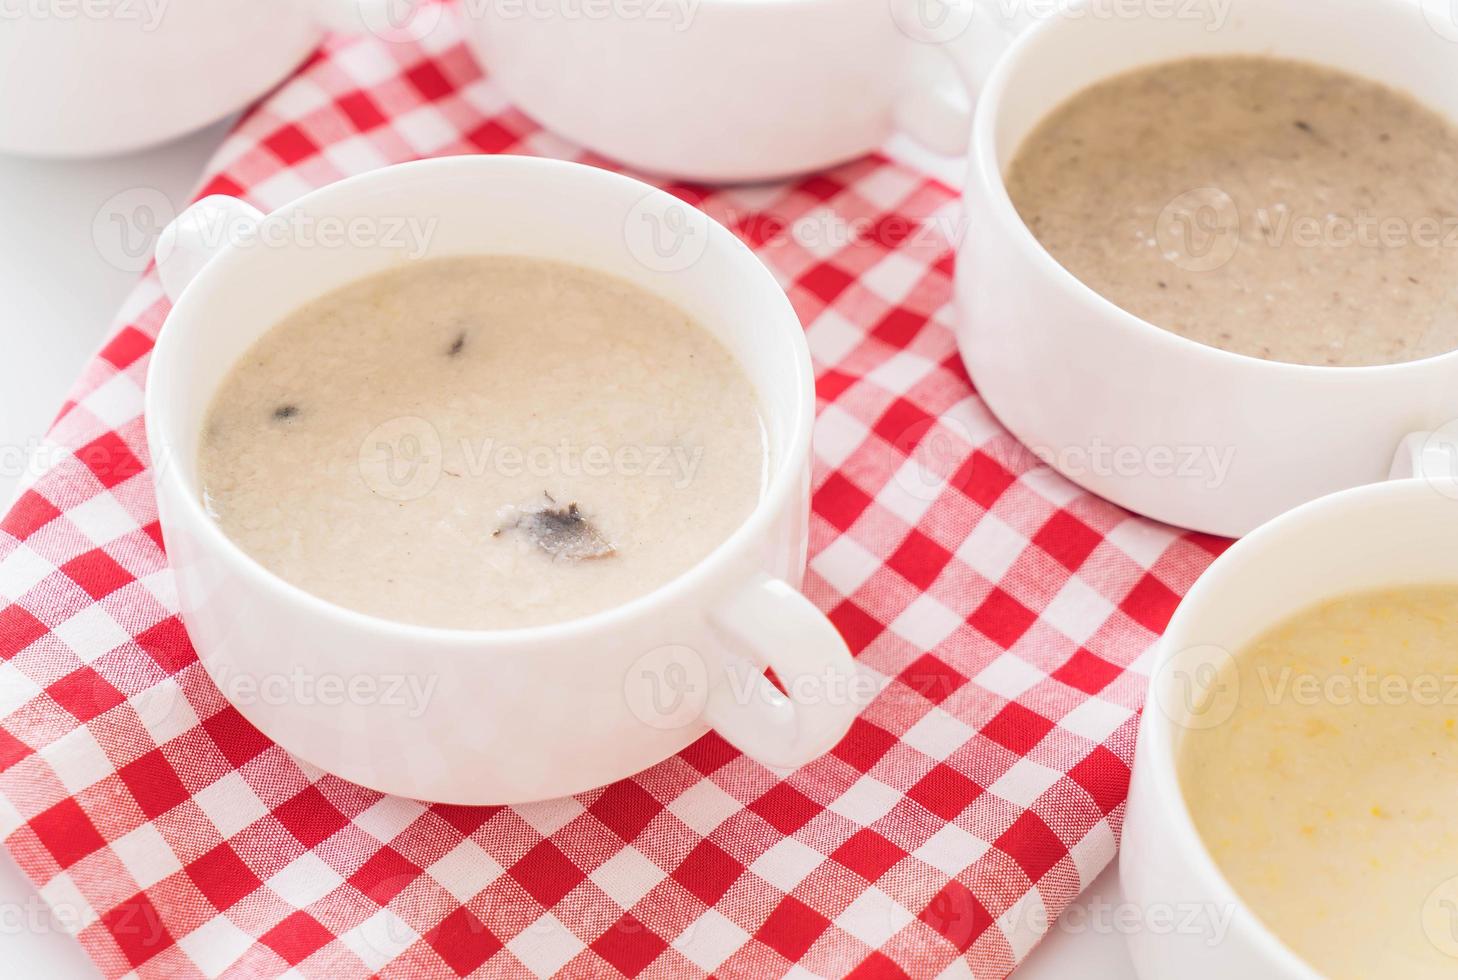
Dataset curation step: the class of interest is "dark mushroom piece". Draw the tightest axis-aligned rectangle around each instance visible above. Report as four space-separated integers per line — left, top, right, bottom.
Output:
496 494 615 560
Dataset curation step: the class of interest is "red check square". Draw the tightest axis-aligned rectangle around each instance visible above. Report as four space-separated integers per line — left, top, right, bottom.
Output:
186 843 262 912
273 786 350 849
908 765 982 821
29 798 108 869
1051 648 1122 696
75 432 143 489
919 880 991 952
424 907 502 975
260 911 333 966
97 327 152 371
349 847 422 905
511 841 584 909
755 896 831 962
0 605 50 660
1069 745 1131 817
749 783 820 836
119 750 190 820
48 667 125 723
100 892 174 968
0 490 61 540
968 589 1038 649
673 840 742 906
590 781 662 843
60 549 133 600
262 124 318 166
831 829 904 883
591 913 668 978
995 812 1067 883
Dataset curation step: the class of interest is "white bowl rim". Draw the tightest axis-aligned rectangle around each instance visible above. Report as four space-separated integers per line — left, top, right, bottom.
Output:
970 0 1458 378
1137 477 1443 980
144 154 817 648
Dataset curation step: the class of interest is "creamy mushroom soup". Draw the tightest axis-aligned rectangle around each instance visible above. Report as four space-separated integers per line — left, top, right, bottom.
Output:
198 256 767 630
1006 56 1458 367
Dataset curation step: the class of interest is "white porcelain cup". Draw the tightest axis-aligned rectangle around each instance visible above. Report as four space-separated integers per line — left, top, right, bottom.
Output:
955 0 1458 536
1120 446 1458 978
0 0 384 158
456 0 1005 181
146 155 862 804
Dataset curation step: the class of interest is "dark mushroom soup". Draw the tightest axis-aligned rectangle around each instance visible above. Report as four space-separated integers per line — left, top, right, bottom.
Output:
198 256 767 629
1006 55 1458 367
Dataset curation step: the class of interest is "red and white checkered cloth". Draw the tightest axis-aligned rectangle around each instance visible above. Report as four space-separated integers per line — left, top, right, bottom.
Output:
0 12 1229 980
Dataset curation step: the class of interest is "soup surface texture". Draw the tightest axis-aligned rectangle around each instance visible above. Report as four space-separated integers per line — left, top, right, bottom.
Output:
199 256 766 630
1006 56 1458 367
1180 585 1458 979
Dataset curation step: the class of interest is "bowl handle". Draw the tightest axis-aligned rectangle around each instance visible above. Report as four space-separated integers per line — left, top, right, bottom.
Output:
305 0 435 37
700 574 865 770
155 195 264 305
1389 429 1458 482
891 0 1023 155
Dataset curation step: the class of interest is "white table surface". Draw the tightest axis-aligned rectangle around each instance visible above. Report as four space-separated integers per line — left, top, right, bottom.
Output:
0 127 1134 979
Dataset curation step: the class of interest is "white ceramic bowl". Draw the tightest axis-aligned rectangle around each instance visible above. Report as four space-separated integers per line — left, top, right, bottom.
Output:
1121 466 1458 978
456 0 997 181
147 155 861 804
0 0 378 158
955 0 1458 536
